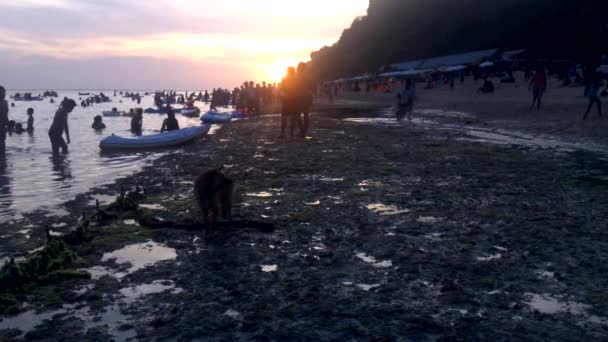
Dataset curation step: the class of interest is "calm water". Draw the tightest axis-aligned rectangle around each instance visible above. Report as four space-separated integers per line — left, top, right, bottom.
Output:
0 91 209 222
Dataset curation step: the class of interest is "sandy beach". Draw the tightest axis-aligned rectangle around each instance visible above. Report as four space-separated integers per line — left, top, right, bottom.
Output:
1 90 607 340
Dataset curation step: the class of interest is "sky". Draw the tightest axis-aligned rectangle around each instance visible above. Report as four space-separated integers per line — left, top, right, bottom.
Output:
0 0 368 90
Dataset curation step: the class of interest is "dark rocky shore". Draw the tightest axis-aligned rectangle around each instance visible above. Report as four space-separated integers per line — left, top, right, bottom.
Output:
1 104 608 341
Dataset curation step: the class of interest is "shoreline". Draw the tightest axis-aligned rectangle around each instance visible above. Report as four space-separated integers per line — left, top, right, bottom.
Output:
1 101 608 340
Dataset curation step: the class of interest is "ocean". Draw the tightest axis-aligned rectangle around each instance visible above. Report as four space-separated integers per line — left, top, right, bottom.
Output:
0 91 211 222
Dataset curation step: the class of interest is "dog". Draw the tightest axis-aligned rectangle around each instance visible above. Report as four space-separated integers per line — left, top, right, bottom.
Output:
194 167 234 227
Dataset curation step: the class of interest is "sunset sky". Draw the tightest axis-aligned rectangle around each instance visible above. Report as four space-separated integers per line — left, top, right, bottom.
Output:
0 0 368 89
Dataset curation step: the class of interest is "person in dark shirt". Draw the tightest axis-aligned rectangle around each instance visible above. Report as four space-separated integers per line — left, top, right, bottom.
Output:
161 108 179 133
49 98 76 154
131 108 143 134
0 86 8 157
26 108 34 132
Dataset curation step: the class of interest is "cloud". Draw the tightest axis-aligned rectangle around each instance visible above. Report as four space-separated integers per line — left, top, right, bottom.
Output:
0 0 369 88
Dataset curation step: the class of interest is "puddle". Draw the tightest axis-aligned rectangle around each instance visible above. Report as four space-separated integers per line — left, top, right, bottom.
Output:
51 222 68 228
477 254 503 262
17 229 31 239
86 266 116 280
356 253 393 268
49 230 64 237
525 293 590 315
119 280 183 300
366 203 410 216
123 219 139 226
320 177 344 182
101 240 177 278
261 265 278 273
417 216 442 224
0 309 66 333
305 201 321 206
89 194 117 207
356 284 381 291
224 310 242 320
246 192 273 198
139 203 166 211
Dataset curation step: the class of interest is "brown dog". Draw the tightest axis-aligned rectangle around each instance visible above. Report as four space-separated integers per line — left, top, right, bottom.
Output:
194 167 234 227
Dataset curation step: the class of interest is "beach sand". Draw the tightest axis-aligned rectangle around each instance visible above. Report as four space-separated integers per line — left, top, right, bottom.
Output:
1 96 608 340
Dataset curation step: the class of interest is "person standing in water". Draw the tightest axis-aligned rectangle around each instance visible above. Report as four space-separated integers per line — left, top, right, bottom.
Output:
0 86 8 157
529 67 547 110
131 108 143 134
26 108 34 132
48 98 76 154
583 75 603 120
161 108 179 133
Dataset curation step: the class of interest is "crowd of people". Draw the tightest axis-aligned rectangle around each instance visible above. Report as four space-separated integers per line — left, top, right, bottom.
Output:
81 93 111 108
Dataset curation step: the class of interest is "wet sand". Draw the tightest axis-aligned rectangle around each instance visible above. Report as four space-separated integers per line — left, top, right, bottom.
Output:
1 102 608 340
334 73 608 144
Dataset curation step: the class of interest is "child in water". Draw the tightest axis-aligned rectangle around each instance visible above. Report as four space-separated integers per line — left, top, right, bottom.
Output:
26 108 34 132
91 115 106 130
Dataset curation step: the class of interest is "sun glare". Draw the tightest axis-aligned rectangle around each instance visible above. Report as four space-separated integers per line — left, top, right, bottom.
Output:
260 58 305 83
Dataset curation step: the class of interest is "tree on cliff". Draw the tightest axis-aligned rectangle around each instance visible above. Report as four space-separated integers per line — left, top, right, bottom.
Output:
307 0 607 80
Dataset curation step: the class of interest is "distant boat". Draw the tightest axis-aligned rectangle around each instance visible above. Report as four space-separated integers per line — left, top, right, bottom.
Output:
99 125 211 151
12 96 43 102
78 92 91 96
180 107 201 118
201 111 244 124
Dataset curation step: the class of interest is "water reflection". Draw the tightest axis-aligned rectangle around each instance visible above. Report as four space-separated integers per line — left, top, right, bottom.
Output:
50 154 73 183
0 157 12 221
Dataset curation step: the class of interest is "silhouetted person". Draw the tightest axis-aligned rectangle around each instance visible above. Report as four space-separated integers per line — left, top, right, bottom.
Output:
49 98 76 154
296 62 313 137
161 109 179 133
529 68 547 110
91 115 106 130
583 76 603 120
478 77 494 93
26 108 34 132
280 67 304 139
131 108 143 134
396 78 416 121
0 86 8 157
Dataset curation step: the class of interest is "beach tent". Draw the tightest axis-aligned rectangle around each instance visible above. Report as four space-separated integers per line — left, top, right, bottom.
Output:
379 69 433 78
438 65 468 72
500 49 527 62
479 61 494 68
598 65 608 74
418 49 500 70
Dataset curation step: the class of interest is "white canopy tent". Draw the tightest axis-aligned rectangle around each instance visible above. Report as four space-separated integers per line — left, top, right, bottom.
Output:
379 69 433 78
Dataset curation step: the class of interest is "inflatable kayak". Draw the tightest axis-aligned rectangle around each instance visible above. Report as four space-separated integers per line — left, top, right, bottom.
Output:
102 111 124 117
13 97 43 102
201 111 243 124
144 107 173 114
181 107 201 118
100 125 211 151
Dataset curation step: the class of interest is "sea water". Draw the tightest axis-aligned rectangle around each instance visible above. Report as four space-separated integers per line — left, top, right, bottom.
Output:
0 91 212 222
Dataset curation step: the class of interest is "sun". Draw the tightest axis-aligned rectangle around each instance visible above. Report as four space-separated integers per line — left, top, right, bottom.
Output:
259 58 305 83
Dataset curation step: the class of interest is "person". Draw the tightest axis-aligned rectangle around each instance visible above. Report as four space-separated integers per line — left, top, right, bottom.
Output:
529 68 547 110
0 86 8 157
26 108 34 132
131 108 143 134
583 76 603 120
396 79 416 121
14 123 25 134
161 108 179 132
478 77 495 94
49 98 76 154
280 67 304 139
296 62 313 137
91 115 106 130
